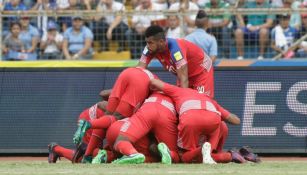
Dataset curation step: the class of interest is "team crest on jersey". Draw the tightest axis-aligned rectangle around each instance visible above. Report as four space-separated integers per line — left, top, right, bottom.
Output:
174 51 183 61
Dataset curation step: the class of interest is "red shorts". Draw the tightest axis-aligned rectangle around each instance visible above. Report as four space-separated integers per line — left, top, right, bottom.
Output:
118 102 178 151
177 109 221 151
189 67 214 98
107 68 151 114
106 119 151 157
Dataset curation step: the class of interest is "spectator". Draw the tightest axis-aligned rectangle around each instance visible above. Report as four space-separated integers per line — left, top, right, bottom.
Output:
270 0 283 7
62 16 93 60
281 0 301 29
94 0 128 52
40 20 63 59
3 0 28 32
56 0 70 9
19 16 40 60
185 10 218 62
271 14 298 59
297 2 307 57
2 22 26 60
234 0 274 60
169 0 199 34
126 0 167 59
166 15 182 39
192 0 210 8
57 0 92 32
31 0 57 34
205 0 231 58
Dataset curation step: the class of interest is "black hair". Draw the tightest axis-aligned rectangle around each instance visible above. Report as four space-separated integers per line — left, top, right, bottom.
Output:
195 10 208 28
10 22 21 30
145 25 165 40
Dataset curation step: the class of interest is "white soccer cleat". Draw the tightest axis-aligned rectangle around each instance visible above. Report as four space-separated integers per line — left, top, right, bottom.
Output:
202 142 217 164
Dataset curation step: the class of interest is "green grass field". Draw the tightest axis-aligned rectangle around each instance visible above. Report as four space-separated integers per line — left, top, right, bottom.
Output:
0 161 306 175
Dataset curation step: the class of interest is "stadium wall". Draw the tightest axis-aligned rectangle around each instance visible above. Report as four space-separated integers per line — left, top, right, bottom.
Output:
0 63 306 154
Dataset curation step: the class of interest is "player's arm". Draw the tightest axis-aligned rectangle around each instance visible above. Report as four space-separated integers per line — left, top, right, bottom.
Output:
137 61 148 68
224 113 240 125
150 79 182 97
99 89 112 101
176 64 189 88
137 46 152 68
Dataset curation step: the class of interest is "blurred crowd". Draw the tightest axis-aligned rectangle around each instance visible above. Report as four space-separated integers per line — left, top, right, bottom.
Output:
1 0 307 60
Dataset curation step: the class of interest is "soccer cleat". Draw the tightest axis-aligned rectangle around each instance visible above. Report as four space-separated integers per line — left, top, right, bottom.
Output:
112 153 145 164
81 155 92 164
201 142 217 164
239 146 261 163
230 149 246 164
157 142 172 164
73 120 91 145
48 142 60 163
92 149 108 164
72 142 87 163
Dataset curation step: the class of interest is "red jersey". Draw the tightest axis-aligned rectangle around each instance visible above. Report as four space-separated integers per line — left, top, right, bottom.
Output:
78 103 104 121
109 67 155 108
162 83 230 120
140 38 212 78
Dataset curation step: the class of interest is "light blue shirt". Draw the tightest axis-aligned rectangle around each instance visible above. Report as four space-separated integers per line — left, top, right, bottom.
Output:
64 26 93 53
185 28 218 57
19 25 40 50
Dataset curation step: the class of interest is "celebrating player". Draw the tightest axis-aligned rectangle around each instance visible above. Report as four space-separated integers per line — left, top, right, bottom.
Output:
137 25 214 97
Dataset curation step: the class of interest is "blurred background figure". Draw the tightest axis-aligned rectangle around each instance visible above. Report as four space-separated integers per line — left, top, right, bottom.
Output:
271 14 298 59
62 16 93 60
205 0 231 59
19 16 40 60
234 0 274 60
169 0 199 34
166 15 183 39
2 22 25 60
40 20 63 59
94 0 128 52
126 0 166 59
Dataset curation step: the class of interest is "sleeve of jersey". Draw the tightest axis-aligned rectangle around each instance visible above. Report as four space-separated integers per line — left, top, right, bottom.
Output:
162 83 181 99
169 39 187 69
213 100 231 121
140 46 153 64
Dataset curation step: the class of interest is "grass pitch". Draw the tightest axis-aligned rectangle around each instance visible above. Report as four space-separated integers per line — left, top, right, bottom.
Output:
0 161 306 175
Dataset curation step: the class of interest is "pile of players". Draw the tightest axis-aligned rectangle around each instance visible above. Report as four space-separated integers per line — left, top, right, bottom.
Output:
48 25 260 165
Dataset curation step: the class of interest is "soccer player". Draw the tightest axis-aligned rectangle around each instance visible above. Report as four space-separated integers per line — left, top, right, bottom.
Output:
94 92 180 164
48 102 105 163
150 78 240 164
137 25 214 97
73 67 155 162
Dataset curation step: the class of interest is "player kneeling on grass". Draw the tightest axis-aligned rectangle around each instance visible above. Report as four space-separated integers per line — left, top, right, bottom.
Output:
93 92 180 164
48 102 106 163
150 78 254 164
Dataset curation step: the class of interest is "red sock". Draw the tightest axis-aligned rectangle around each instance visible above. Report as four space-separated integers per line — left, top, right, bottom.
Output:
106 150 115 163
90 115 116 129
212 152 232 163
53 145 74 161
114 141 138 156
92 148 100 157
170 151 180 163
181 147 202 163
84 129 105 156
